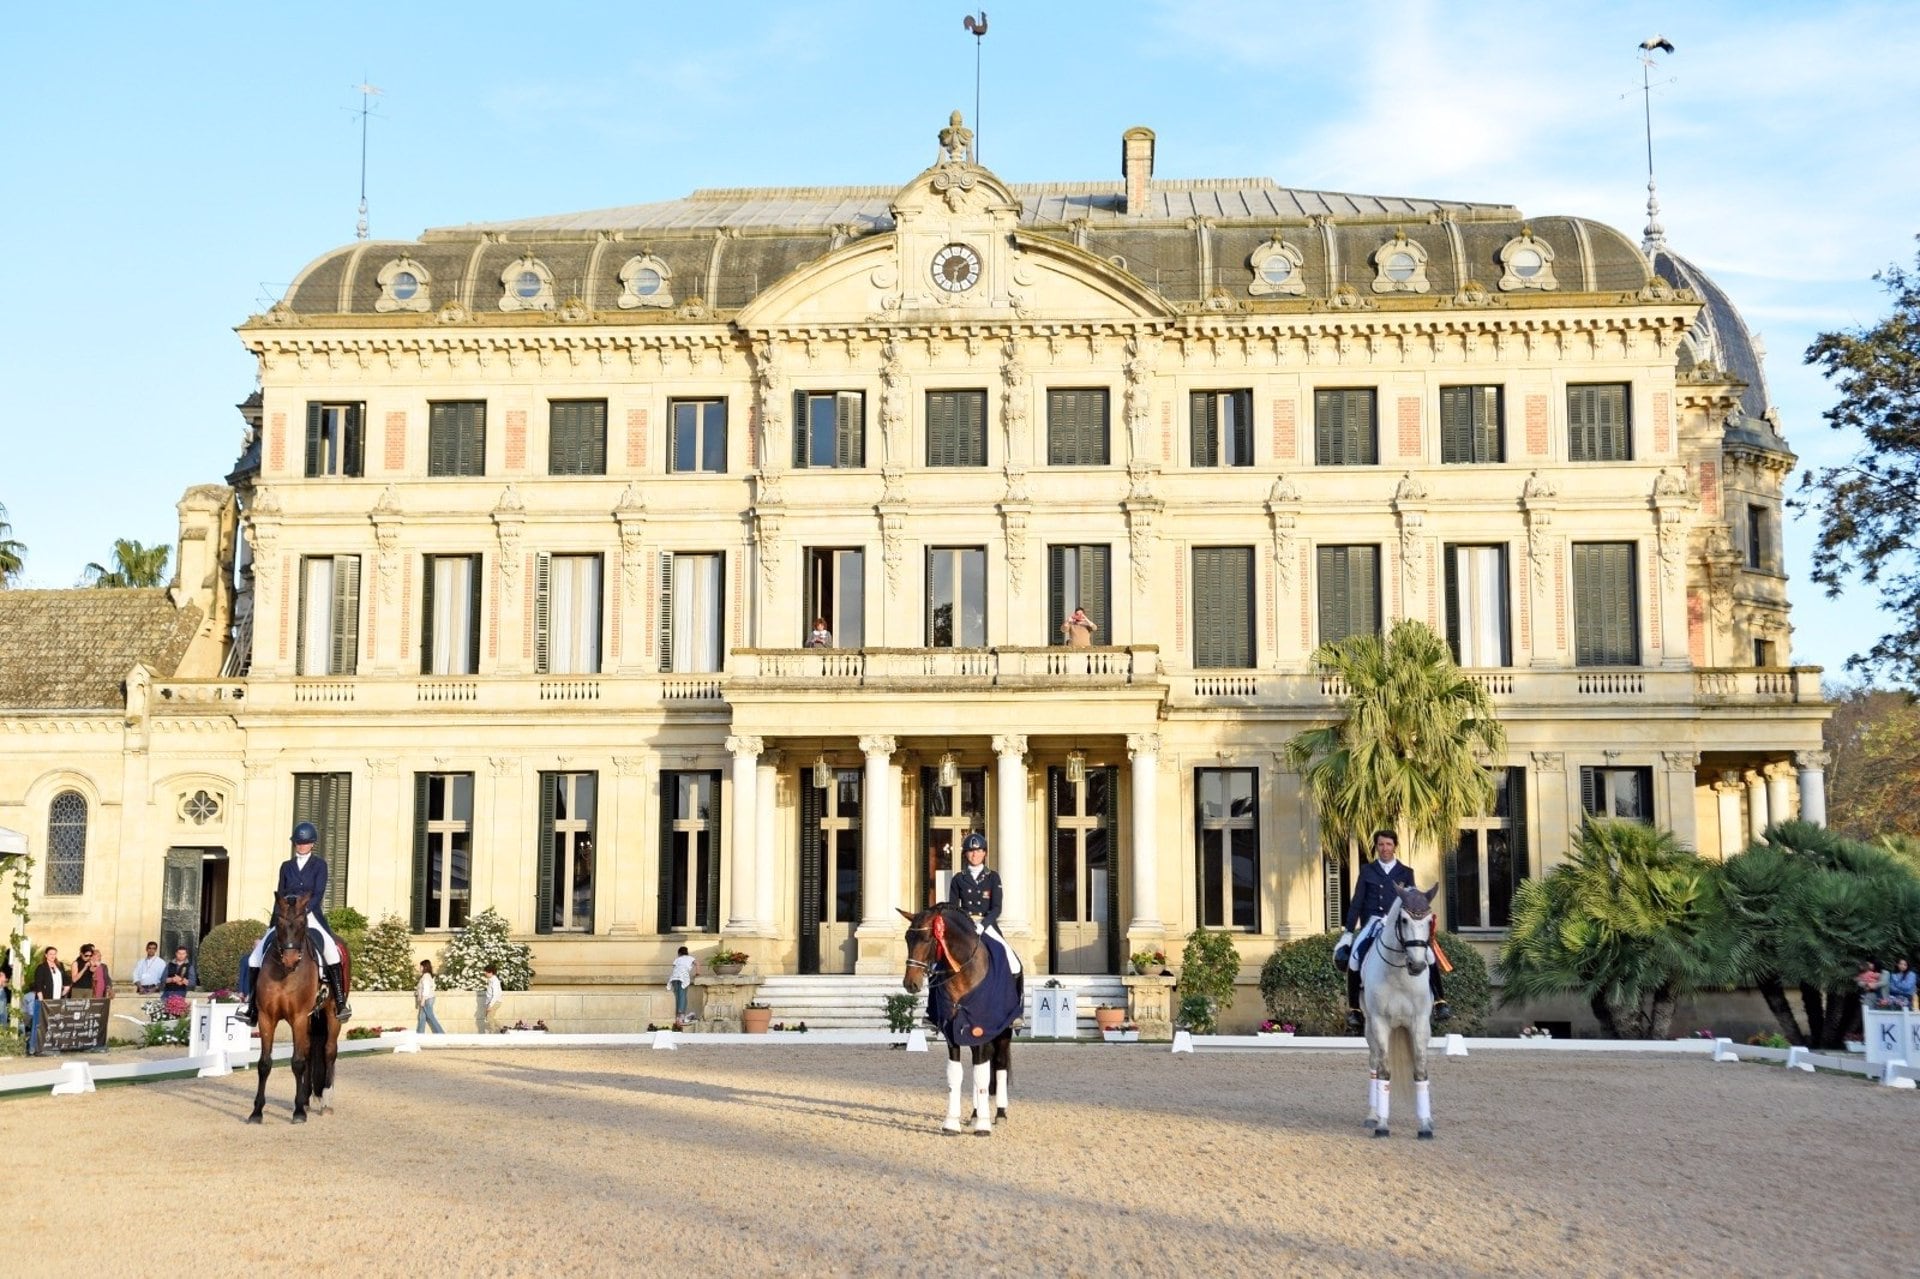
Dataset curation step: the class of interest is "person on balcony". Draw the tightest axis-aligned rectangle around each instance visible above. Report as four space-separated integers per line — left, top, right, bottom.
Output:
1060 606 1098 648
807 617 833 648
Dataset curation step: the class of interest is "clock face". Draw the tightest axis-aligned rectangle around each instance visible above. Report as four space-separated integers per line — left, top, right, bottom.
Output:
932 243 981 293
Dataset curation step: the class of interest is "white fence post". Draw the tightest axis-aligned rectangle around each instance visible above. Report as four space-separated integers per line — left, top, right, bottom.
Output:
51 1061 96 1095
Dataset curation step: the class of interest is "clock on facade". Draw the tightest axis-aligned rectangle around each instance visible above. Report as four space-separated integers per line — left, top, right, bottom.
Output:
931 243 981 293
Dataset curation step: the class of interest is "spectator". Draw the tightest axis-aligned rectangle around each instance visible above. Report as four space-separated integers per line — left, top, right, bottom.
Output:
162 946 196 1004
668 945 696 1026
0 967 10 1030
414 960 445 1035
70 944 110 999
1857 959 1883 997
478 963 503 1032
1060 605 1098 649
131 942 166 994
807 617 833 648
1887 958 1918 1009
26 946 68 1056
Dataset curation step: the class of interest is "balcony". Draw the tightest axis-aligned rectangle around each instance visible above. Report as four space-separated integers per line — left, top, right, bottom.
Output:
159 672 731 715
1163 666 1824 712
727 646 1158 690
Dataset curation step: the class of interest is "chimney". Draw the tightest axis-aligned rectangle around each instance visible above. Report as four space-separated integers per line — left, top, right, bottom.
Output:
1122 127 1156 216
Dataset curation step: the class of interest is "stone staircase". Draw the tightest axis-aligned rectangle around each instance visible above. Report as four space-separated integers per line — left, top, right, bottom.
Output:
749 973 1127 1034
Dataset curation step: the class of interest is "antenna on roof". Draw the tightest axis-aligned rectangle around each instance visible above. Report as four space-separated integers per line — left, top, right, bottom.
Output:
349 78 384 240
1637 36 1674 255
962 11 987 162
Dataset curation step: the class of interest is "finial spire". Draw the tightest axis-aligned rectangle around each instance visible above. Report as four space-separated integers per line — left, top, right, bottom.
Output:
351 79 383 240
1637 37 1674 255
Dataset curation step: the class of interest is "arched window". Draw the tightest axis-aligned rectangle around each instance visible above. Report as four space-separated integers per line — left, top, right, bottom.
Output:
47 790 87 895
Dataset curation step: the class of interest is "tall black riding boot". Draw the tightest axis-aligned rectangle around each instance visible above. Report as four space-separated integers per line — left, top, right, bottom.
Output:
325 963 353 1022
1429 966 1451 1023
1346 967 1364 1033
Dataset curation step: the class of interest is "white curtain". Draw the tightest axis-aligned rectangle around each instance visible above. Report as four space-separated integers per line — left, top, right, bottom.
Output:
300 557 334 675
1454 546 1508 667
548 555 601 674
430 557 474 675
671 554 722 672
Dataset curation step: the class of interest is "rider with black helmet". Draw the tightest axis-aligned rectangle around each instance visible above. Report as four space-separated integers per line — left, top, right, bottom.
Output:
948 831 1023 992
235 820 352 1024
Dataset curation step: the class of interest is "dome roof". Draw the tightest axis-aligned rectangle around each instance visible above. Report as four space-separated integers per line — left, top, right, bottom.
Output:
1651 247 1773 423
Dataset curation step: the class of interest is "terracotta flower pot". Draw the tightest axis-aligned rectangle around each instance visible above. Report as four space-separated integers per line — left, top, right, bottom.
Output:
712 963 744 977
1094 1006 1127 1032
741 1006 773 1034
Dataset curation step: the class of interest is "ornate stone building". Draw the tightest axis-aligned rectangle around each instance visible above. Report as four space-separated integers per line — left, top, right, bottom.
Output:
2 117 1826 988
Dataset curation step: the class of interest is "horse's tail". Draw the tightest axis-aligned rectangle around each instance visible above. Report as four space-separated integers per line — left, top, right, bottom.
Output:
309 1006 336 1092
1388 1020 1415 1088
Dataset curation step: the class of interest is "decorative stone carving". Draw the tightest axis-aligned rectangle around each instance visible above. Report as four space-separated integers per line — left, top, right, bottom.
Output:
1248 236 1307 296
243 757 277 779
1522 471 1557 600
1370 230 1431 295
751 339 786 485
725 735 765 758
487 756 521 778
992 734 1028 758
492 486 526 605
879 336 908 467
499 255 555 313
365 757 398 778
375 257 431 313
1530 751 1565 771
1122 334 1156 467
858 734 898 759
1000 336 1029 461
1267 476 1300 594
1393 472 1428 504
1497 229 1558 292
1124 497 1161 594
616 252 674 310
1002 464 1030 504
1662 751 1701 772
1001 504 1030 594
1793 750 1830 771
879 507 907 596
937 109 974 164
613 755 654 778
756 510 784 595
1126 733 1162 759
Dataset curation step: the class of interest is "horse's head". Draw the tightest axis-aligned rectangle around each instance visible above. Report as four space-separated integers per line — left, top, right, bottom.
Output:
898 906 940 993
1390 883 1440 977
272 892 312 968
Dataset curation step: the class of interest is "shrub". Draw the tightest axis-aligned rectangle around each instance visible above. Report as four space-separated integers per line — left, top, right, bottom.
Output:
1176 993 1213 1032
1177 927 1241 1034
883 992 919 1033
329 905 369 969
437 907 534 991
197 918 267 993
1260 929 1491 1036
143 1018 190 1048
354 913 419 992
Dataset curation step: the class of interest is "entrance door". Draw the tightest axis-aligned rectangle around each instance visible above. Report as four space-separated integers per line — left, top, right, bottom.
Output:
1048 766 1118 974
806 548 865 648
799 769 862 974
919 766 987 907
162 849 203 961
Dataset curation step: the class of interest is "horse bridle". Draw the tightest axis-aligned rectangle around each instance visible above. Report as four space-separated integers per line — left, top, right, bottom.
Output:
903 909 969 993
1376 908 1433 970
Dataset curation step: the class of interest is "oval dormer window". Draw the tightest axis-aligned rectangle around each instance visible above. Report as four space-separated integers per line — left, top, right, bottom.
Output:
1384 251 1418 282
514 270 543 299
391 271 420 300
1259 255 1295 286
631 266 663 296
1508 246 1545 279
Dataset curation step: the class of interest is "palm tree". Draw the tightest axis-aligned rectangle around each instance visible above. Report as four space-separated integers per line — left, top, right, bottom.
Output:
84 538 171 588
1499 820 1736 1038
0 502 25 586
1284 618 1507 876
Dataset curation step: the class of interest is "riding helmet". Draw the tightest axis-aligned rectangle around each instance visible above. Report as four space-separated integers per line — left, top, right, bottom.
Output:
291 820 319 845
962 832 987 853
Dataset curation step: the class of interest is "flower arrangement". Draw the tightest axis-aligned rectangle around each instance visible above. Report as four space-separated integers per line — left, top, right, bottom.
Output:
1129 948 1167 972
1874 995 1907 1010
1690 1028 1717 1040
1096 1002 1126 1012
1259 1019 1296 1035
770 1020 811 1033
744 1000 770 1011
710 947 750 971
207 989 240 1004
502 1019 550 1032
1747 1031 1792 1048
1519 1025 1553 1039
143 1018 190 1047
344 1025 405 1041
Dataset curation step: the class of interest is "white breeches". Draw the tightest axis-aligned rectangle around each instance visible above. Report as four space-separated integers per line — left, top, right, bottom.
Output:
249 914 341 967
980 923 1022 975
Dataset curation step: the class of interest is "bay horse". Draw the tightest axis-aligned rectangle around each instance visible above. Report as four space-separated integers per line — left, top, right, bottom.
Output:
246 892 343 1125
898 905 1016 1136
1359 883 1439 1139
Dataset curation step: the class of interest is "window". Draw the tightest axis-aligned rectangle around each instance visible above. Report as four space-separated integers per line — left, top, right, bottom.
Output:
1581 766 1654 824
806 548 864 648
1439 386 1502 464
927 390 988 467
927 547 986 647
1755 638 1778 667
1445 545 1510 666
1196 769 1259 930
304 402 364 477
1572 542 1639 666
297 555 360 676
1316 545 1380 647
411 773 473 931
1047 389 1110 466
427 401 487 477
1314 389 1377 466
1049 545 1111 647
548 400 607 476
421 554 481 676
1191 390 1253 467
1191 546 1255 668
658 771 721 932
1567 384 1630 462
1747 504 1769 571
670 399 727 474
46 790 86 895
658 552 724 672
537 772 597 933
536 554 602 674
1449 768 1528 930
291 774 351 914
793 391 864 468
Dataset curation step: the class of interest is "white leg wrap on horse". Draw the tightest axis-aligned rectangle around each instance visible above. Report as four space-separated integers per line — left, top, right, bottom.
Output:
1370 1077 1386 1116
972 1061 992 1129
945 1060 964 1126
995 1068 1009 1111
1379 1079 1390 1116
1415 1080 1432 1123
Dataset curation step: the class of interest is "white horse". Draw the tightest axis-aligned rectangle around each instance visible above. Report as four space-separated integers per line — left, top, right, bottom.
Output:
1360 883 1439 1139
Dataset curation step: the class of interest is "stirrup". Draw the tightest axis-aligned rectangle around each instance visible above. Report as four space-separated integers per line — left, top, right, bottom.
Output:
235 1001 257 1027
1431 1000 1452 1023
1345 1008 1364 1032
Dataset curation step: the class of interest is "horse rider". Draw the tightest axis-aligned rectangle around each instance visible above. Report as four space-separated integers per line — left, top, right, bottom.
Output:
949 832 1023 993
1332 829 1449 1031
235 820 352 1025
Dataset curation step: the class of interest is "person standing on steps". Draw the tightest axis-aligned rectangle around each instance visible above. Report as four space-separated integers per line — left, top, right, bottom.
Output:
234 820 352 1025
1332 829 1451 1032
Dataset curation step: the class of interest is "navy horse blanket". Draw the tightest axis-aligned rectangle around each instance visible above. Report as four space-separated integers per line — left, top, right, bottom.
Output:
925 920 1022 1049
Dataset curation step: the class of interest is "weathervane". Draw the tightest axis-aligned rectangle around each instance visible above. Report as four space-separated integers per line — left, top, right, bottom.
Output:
350 78 384 240
962 11 987 162
1637 36 1674 254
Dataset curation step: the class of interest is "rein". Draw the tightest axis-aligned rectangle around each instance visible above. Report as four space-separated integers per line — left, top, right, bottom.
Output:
1376 909 1432 971
904 909 977 996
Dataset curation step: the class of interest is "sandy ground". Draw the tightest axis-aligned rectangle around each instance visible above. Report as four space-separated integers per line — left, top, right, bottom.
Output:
3 1044 1917 1278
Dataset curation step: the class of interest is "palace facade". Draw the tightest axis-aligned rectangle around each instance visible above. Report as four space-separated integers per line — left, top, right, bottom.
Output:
1 117 1826 986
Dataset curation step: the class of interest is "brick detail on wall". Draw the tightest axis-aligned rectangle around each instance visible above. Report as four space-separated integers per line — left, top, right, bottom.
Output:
1518 552 1532 653
385 411 406 472
1426 549 1437 631
627 408 648 469
1687 590 1707 664
732 561 745 648
746 407 758 470
645 553 656 661
1273 398 1296 463
1652 391 1671 455
608 564 621 661
1161 400 1173 463
365 577 378 662
1389 547 1402 620
1397 396 1420 460
268 412 286 473
1697 459 1720 517
505 409 527 471
1525 395 1548 457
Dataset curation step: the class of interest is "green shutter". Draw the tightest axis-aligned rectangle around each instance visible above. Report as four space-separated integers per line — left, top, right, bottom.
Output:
792 391 809 468
1229 390 1253 466
1509 766 1530 884
533 552 552 674
704 771 723 932
1444 544 1461 661
927 392 957 467
1048 546 1069 646
1440 387 1470 464
295 559 310 675
1350 545 1379 639
1351 391 1377 465
550 401 607 476
1193 547 1252 668
467 555 483 673
1598 384 1628 461
344 404 365 477
1082 546 1111 647
958 390 986 466
1047 768 1064 969
1191 391 1219 467
798 772 824 973
427 404 454 476
1317 546 1350 645
305 403 325 476
419 556 436 675
836 392 863 468
323 774 350 914
657 552 674 672
657 773 677 933
1573 543 1637 666
1579 766 1600 818
1100 766 1122 972
410 773 431 931
330 556 359 675
1049 390 1109 466
535 773 557 935
1475 387 1501 462
1569 385 1628 462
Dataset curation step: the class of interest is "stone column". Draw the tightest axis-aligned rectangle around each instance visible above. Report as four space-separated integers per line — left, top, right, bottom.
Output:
609 755 653 934
854 736 898 973
1715 772 1746 859
1126 733 1162 937
1745 770 1769 842
1661 752 1701 854
755 751 780 937
992 735 1030 936
1796 751 1829 827
887 757 906 922
725 736 763 933
1765 762 1797 828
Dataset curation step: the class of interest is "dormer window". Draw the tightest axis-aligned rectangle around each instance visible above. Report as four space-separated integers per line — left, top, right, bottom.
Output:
617 253 675 309
1370 232 1430 294
1247 237 1306 296
1498 230 1558 292
500 256 555 312
375 257 431 313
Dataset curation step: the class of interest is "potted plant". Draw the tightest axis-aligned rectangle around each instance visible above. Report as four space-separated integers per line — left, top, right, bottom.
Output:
741 1001 773 1033
1102 1020 1140 1043
1257 1019 1295 1039
1128 947 1167 976
710 945 750 977
1094 1003 1128 1033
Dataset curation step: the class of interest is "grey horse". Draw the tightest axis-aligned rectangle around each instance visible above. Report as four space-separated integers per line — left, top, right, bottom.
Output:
1360 883 1439 1139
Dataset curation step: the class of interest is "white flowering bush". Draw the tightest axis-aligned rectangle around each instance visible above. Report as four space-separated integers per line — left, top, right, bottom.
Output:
354 913 419 991
437 907 534 991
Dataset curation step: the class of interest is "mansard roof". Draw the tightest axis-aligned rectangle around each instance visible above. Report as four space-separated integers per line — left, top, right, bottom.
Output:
0 589 202 711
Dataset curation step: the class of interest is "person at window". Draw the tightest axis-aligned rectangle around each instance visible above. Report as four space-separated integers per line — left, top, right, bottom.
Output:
1331 830 1451 1031
1887 958 1918 1009
235 820 352 1025
414 959 445 1035
132 941 166 994
1060 605 1098 648
70 943 110 998
807 617 833 648
162 945 196 1004
668 945 696 1025
948 832 1023 996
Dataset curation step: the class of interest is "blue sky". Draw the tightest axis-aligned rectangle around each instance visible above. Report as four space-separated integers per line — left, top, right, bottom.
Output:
0 1 1910 680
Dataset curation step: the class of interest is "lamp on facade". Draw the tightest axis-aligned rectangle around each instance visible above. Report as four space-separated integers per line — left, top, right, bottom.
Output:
1066 749 1087 784
938 751 960 790
813 754 833 789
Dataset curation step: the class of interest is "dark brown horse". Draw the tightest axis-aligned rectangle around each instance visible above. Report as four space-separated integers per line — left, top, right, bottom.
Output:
898 904 1014 1136
246 892 342 1125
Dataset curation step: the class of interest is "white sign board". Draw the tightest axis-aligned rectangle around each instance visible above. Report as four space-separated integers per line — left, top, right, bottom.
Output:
1030 988 1079 1038
1863 1006 1920 1066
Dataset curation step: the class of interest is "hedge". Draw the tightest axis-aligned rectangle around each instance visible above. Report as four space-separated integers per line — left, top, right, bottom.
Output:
197 918 267 992
1259 929 1490 1036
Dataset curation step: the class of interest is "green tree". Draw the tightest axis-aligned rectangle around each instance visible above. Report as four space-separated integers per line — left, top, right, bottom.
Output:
83 538 171 588
1797 240 1920 686
1284 619 1507 878
1822 683 1920 840
0 502 25 586
1175 926 1241 1034
1499 820 1735 1039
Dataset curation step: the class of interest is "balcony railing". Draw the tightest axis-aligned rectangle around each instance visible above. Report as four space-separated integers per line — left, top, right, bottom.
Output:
1166 665 1823 710
727 646 1159 688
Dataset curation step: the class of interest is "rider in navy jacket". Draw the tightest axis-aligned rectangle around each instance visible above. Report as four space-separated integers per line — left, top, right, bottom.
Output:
947 832 1022 997
236 821 352 1024
1335 830 1449 1030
